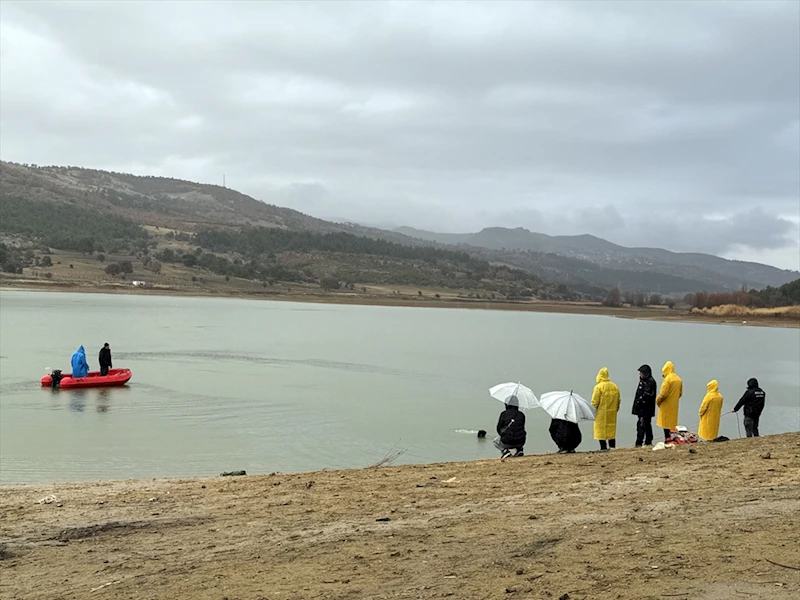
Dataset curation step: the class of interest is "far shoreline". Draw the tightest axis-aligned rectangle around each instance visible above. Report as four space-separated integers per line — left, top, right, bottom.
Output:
3 278 798 329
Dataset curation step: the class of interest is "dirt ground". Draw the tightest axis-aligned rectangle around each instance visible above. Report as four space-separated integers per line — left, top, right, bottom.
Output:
1 433 799 600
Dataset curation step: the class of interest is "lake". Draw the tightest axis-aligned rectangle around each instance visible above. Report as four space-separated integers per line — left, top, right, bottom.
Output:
1 289 798 484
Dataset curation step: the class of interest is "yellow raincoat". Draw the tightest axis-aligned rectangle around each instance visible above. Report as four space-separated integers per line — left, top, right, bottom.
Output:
698 380 723 440
656 361 683 430
591 367 621 440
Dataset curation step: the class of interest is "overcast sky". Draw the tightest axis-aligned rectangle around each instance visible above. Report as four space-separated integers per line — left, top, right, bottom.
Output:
1 1 799 270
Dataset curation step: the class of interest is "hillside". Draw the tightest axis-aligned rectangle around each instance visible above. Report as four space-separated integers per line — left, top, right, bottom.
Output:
396 226 799 292
0 162 579 302
2 161 796 298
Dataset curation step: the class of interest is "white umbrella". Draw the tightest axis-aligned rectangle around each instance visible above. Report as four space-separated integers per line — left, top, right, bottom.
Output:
539 390 596 423
489 382 540 410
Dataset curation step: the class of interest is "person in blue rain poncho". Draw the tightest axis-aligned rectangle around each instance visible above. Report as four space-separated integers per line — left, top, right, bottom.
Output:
71 345 90 378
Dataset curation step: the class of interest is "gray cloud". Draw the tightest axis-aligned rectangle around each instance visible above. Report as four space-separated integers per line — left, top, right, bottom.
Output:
1 1 798 269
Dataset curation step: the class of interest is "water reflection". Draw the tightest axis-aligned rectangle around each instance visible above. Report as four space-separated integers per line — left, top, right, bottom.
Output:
68 390 87 412
97 388 110 413
48 387 129 414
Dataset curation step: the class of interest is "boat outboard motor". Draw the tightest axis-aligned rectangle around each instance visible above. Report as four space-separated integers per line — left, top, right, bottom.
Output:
50 369 63 389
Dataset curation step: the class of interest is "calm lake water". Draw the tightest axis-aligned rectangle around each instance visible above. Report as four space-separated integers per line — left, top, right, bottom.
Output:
1 289 798 484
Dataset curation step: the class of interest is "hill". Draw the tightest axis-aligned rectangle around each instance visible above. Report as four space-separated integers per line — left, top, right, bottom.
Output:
0 162 577 301
2 161 796 298
395 226 799 293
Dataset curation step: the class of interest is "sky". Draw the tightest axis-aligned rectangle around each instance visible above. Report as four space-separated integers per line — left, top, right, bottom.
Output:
1 1 799 270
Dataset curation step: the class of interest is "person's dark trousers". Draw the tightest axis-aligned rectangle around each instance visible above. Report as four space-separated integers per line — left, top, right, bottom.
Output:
599 439 616 450
635 417 653 446
744 416 760 437
663 428 672 440
100 366 109 376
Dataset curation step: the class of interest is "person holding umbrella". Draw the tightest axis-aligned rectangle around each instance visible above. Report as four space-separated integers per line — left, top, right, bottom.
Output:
494 396 527 458
548 418 582 453
539 390 596 453
489 382 537 459
592 367 621 451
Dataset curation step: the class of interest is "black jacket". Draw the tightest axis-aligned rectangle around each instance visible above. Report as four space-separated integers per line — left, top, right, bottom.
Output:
98 347 113 369
734 378 765 418
497 406 526 447
632 365 657 418
549 418 582 452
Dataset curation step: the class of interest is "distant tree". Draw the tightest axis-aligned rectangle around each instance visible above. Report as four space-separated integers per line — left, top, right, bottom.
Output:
104 263 122 276
320 276 340 291
119 260 134 274
418 290 423 296
633 292 646 307
603 288 622 307
41 255 53 267
665 298 676 309
147 259 162 274
158 248 176 263
96 253 105 263
694 291 708 309
624 290 635 305
77 237 95 254
182 254 197 268
648 293 663 306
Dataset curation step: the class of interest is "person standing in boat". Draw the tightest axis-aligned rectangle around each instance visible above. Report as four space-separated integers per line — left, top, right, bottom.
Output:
71 345 90 378
99 343 112 377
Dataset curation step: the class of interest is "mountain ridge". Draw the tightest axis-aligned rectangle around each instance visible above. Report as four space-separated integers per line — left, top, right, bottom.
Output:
393 226 798 291
1 161 795 295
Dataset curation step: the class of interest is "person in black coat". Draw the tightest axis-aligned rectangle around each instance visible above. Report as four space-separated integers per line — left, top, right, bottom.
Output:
493 396 526 458
733 378 766 437
98 343 113 377
549 418 582 453
632 364 657 446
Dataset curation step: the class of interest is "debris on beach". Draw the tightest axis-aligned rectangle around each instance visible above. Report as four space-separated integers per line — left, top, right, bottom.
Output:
221 470 247 477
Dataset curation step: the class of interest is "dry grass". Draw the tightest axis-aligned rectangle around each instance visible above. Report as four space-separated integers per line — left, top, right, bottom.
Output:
692 304 800 319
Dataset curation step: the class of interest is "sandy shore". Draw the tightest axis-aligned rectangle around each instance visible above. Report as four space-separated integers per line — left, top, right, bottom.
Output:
3 278 798 329
1 432 798 600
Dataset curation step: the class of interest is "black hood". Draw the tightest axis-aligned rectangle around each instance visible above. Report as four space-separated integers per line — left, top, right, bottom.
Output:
747 378 759 389
638 364 652 378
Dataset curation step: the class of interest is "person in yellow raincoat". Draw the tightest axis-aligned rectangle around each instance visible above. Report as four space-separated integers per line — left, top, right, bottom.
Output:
656 361 683 440
698 380 724 441
591 367 620 451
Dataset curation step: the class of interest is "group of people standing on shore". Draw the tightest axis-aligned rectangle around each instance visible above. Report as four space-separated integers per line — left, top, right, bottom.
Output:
591 361 767 451
496 361 768 456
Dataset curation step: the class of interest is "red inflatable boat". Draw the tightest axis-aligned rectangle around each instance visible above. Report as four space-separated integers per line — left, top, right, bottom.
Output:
41 368 132 389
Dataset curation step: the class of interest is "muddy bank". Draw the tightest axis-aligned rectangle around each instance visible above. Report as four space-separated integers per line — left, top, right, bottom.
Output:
1 432 798 600
3 278 797 329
